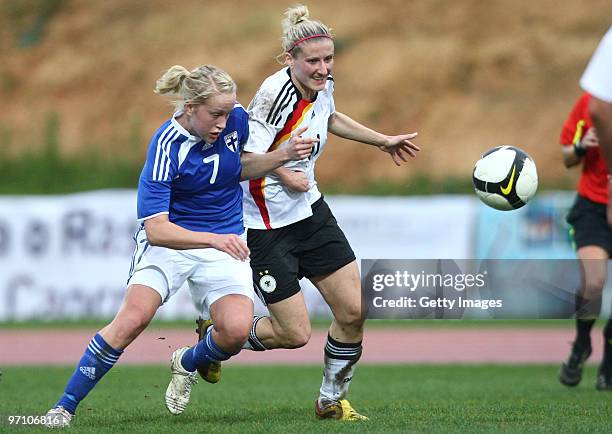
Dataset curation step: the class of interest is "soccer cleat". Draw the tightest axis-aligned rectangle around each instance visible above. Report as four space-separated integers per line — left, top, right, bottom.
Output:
315 398 368 421
559 342 592 387
44 406 73 428
595 366 611 391
195 317 221 383
165 347 198 415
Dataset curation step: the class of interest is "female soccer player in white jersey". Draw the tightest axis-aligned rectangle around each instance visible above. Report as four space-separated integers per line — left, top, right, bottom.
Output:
238 5 420 421
44 64 315 427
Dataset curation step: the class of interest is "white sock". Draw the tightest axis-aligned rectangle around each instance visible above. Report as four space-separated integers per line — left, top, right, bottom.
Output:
319 334 362 402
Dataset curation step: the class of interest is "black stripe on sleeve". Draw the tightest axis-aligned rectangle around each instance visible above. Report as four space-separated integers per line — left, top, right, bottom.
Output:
272 90 298 126
265 79 293 124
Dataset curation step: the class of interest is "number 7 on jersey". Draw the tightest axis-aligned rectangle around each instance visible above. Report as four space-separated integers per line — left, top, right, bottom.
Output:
203 154 219 184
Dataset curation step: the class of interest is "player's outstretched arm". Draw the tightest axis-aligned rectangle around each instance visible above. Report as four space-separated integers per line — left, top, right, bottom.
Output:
144 215 249 261
240 126 316 180
328 111 420 166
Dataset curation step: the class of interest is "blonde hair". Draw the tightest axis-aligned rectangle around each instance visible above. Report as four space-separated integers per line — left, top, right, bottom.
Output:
279 4 332 58
154 65 236 111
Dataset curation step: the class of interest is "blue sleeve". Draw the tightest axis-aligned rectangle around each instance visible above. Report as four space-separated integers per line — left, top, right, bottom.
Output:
233 104 249 152
137 127 179 220
241 112 249 152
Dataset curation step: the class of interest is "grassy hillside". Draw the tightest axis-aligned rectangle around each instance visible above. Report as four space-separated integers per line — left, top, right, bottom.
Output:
2 0 611 192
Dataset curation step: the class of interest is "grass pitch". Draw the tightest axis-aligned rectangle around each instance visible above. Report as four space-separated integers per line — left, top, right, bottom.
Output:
0 364 610 433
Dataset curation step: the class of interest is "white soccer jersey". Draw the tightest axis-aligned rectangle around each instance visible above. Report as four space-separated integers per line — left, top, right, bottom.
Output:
242 67 335 229
581 26 612 103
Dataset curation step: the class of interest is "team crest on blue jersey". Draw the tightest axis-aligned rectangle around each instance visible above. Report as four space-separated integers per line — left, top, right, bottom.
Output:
224 131 239 153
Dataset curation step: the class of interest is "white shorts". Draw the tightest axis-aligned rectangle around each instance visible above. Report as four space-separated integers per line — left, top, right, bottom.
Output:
127 226 253 315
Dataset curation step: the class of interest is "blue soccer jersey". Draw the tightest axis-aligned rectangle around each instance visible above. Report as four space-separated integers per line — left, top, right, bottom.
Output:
137 104 248 234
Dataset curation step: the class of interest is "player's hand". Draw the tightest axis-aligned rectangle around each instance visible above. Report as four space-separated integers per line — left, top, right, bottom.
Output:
278 170 309 192
580 128 599 148
286 126 317 161
210 234 250 261
378 132 420 166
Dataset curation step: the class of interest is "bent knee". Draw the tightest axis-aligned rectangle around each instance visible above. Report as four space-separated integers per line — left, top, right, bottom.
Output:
279 327 311 349
583 279 606 299
214 321 251 348
335 306 365 330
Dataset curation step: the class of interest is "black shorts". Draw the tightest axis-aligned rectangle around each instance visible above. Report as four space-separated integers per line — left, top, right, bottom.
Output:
566 194 612 255
247 197 356 305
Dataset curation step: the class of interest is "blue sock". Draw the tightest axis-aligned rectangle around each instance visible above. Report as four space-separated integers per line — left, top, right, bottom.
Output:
181 328 233 372
56 333 123 414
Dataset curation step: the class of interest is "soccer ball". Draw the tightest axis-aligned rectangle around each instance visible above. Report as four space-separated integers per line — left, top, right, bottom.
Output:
472 145 538 210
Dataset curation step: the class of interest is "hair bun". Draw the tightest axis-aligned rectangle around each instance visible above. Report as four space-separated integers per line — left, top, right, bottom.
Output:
286 5 310 26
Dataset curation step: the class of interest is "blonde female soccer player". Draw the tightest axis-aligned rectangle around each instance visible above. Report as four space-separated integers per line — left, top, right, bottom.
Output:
44 64 314 427
201 5 419 421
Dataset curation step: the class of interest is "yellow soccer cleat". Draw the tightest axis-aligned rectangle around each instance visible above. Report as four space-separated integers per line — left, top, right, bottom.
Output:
315 398 369 421
195 317 222 384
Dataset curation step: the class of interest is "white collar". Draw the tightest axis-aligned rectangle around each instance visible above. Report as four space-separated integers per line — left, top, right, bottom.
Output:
171 110 202 142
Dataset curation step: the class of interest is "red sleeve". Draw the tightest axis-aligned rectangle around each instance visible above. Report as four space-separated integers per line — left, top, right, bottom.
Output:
559 93 591 146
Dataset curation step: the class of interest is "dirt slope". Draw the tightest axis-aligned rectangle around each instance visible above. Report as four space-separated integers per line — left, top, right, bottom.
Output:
2 0 611 188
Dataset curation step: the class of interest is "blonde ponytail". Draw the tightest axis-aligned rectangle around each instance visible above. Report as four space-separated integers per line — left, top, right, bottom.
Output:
154 65 190 96
154 64 236 112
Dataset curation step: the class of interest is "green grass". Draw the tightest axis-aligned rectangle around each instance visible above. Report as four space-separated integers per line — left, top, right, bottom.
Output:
0 365 609 433
0 318 581 330
0 112 142 195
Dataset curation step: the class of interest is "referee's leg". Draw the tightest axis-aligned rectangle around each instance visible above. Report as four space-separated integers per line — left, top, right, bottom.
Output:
560 245 607 387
